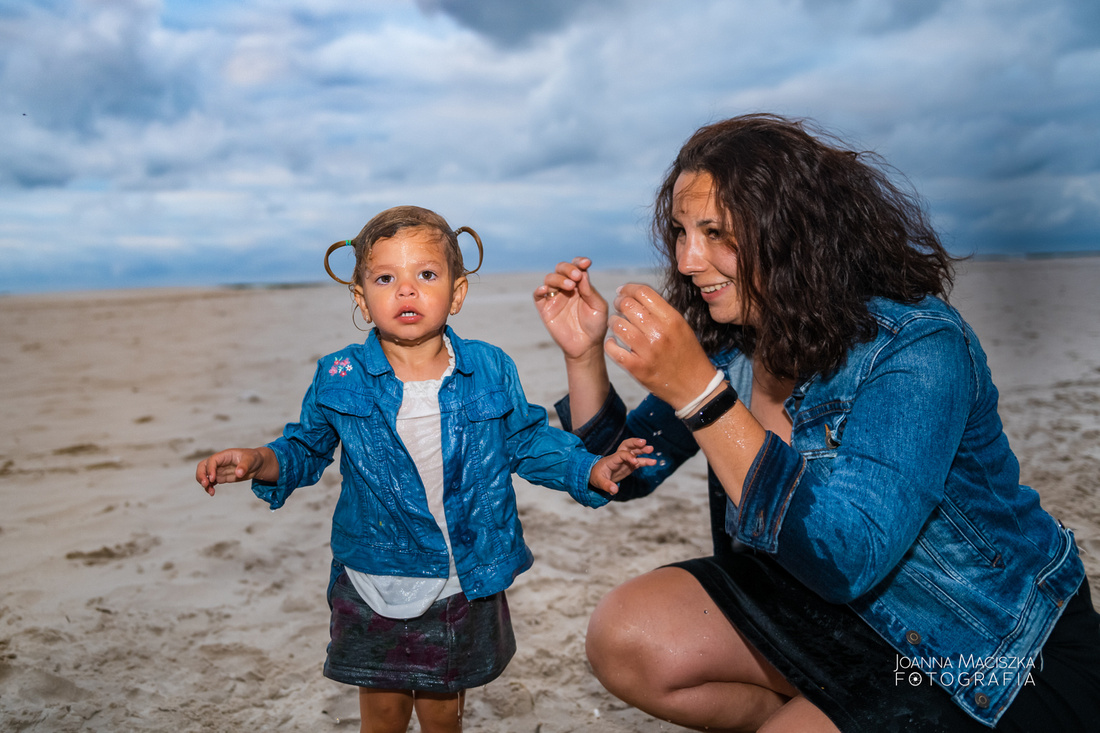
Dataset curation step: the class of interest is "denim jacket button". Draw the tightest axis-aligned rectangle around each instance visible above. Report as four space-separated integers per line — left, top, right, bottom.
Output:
905 630 922 645
975 692 990 709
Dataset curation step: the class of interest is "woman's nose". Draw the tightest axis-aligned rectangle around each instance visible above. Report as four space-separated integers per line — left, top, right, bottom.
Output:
677 233 707 275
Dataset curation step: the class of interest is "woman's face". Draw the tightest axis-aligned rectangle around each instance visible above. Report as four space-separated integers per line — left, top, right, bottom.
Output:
672 170 748 325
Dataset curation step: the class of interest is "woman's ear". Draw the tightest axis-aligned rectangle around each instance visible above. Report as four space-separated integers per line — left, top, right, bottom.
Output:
449 275 469 316
353 285 372 323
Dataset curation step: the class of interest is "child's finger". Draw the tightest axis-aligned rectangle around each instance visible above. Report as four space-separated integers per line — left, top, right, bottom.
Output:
234 451 252 478
196 458 215 486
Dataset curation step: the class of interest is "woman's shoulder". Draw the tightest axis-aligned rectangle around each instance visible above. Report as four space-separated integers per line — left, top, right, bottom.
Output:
866 295 967 336
854 296 979 379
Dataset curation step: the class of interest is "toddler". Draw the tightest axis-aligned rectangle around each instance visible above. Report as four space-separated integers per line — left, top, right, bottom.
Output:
195 205 652 733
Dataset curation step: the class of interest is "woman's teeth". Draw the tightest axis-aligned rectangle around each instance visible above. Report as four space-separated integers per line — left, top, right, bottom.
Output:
700 281 732 294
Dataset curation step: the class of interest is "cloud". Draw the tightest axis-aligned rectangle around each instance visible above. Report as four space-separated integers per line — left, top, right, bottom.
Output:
413 0 609 48
0 0 1098 293
2 0 204 135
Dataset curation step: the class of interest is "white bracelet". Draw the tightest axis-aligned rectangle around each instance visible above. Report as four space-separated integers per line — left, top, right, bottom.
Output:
674 370 726 420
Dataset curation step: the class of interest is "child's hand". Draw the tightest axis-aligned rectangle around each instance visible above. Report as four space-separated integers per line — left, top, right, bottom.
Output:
589 438 656 495
194 447 277 496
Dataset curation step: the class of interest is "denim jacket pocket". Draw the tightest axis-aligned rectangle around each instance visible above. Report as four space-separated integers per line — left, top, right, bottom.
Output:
791 400 850 483
1036 526 1085 605
462 387 512 421
792 400 850 457
317 386 376 417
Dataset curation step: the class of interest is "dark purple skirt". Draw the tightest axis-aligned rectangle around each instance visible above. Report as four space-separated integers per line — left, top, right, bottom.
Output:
672 552 1100 732
323 570 515 693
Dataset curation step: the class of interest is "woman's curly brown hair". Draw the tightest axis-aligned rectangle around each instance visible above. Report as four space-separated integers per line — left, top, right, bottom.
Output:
654 114 959 380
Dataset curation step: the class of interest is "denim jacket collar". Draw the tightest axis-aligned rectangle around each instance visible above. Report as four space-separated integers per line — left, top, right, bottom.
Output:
361 325 476 379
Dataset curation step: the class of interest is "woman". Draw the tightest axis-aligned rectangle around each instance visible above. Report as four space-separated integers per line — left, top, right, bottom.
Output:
533 114 1100 732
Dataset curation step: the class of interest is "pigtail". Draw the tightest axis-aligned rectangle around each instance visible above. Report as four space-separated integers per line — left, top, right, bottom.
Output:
454 226 484 275
324 240 355 285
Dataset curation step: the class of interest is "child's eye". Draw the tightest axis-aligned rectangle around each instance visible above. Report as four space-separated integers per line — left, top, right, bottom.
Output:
419 270 438 281
375 274 393 285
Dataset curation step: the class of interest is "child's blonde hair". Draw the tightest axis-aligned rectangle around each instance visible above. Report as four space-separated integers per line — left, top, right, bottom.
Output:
324 205 483 292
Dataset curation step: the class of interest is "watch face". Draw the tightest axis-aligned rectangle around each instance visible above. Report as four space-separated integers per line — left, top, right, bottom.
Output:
684 384 737 430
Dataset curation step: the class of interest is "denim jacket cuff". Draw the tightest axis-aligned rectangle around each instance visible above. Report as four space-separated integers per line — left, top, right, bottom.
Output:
734 431 807 552
250 439 293 510
554 385 627 456
569 452 612 508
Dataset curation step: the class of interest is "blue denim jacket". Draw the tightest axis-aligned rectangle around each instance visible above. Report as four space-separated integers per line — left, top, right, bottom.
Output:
558 296 1084 727
253 326 606 601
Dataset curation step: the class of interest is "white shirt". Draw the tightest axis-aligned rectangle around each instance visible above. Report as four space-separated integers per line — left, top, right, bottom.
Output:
346 337 463 618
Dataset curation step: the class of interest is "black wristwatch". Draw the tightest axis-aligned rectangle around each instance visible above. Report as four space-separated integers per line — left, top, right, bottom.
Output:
680 382 739 431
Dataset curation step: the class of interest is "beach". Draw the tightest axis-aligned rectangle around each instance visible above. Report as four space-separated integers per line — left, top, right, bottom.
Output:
1 258 1098 732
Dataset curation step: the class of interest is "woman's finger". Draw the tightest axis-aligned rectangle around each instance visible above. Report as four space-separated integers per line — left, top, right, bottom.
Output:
613 293 654 333
614 283 670 321
604 332 642 373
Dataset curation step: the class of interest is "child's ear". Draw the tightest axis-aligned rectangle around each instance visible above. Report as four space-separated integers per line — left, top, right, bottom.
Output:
353 285 372 323
449 275 469 316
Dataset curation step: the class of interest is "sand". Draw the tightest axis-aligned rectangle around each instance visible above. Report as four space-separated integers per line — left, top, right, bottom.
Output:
1 258 1098 732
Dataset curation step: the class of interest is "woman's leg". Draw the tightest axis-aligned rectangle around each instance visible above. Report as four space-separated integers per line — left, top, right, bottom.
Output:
412 690 466 733
586 566 838 733
358 688 414 733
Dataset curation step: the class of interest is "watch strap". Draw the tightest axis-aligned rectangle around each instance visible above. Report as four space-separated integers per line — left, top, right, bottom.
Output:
680 382 739 431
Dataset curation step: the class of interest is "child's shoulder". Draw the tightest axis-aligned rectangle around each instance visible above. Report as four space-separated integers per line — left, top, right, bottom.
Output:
314 342 370 380
449 331 515 371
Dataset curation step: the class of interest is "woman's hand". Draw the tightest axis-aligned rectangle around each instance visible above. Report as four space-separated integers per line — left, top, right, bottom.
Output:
606 283 718 409
533 257 608 363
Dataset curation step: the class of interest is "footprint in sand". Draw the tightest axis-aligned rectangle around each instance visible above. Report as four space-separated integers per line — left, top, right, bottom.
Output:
65 534 160 566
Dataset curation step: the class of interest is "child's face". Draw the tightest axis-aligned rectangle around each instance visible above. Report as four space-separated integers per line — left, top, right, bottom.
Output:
353 226 467 347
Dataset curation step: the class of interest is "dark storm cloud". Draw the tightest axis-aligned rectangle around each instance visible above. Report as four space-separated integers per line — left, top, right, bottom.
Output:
414 0 606 46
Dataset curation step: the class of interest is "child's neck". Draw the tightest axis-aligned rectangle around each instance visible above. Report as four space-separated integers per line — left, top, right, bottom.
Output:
380 331 451 383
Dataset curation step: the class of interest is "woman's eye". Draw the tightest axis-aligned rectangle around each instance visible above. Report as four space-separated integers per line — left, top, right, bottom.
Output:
707 228 723 240
671 227 685 240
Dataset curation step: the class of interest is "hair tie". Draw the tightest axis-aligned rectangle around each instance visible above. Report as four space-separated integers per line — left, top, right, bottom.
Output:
455 226 484 274
324 240 354 285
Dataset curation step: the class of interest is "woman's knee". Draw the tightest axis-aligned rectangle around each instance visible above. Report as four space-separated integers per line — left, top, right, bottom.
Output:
585 569 697 696
586 584 643 682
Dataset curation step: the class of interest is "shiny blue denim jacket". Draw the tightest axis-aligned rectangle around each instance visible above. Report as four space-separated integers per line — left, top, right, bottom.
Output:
253 326 606 601
558 296 1083 727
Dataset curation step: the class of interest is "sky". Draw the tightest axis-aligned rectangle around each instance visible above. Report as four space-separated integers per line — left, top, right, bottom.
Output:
1 0 1099 294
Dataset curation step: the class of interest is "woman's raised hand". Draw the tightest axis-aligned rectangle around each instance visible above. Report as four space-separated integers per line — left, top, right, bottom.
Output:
533 257 608 362
606 283 718 409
